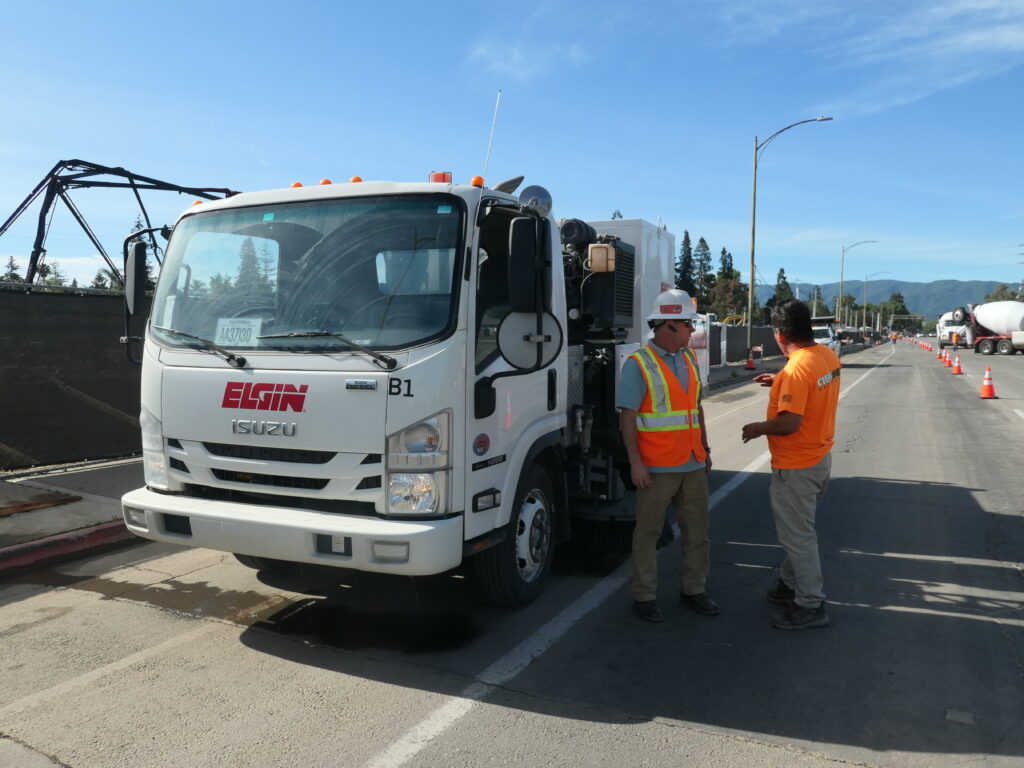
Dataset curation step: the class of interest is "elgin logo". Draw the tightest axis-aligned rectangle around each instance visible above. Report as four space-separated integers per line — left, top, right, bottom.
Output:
221 382 308 412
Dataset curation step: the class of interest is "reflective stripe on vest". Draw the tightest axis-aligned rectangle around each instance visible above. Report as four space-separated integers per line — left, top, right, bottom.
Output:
629 345 705 467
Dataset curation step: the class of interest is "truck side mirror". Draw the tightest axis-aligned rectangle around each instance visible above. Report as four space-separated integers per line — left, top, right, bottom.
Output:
125 241 147 316
508 217 538 313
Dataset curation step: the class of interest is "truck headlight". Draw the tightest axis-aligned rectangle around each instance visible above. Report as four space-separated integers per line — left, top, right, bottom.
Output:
388 473 441 515
386 411 450 515
139 406 169 490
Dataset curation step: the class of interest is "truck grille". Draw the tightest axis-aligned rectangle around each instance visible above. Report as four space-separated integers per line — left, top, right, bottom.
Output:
182 484 376 516
203 442 336 464
211 469 329 490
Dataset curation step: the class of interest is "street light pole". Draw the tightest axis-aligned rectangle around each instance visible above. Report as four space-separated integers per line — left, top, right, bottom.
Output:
837 239 877 333
746 116 833 355
863 270 888 330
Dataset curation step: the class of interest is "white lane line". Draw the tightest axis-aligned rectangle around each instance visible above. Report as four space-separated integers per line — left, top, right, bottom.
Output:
838 344 895 399
369 450 771 768
706 398 761 424
368 346 897 768
1014 409 1024 423
0 624 213 719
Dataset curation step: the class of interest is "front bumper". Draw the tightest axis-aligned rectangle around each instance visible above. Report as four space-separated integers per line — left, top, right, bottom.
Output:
120 487 463 576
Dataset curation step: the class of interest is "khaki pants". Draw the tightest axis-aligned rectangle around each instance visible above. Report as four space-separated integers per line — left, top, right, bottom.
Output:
770 454 831 609
631 470 710 602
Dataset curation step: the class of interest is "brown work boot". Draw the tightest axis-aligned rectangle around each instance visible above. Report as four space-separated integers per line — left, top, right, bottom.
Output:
633 600 665 623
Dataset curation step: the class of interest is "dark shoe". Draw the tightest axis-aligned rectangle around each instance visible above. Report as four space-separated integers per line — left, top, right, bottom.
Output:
681 592 720 616
772 603 829 630
766 578 796 605
633 600 665 623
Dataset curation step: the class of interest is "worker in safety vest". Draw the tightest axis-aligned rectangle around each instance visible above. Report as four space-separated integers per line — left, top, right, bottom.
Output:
951 331 959 350
617 289 717 623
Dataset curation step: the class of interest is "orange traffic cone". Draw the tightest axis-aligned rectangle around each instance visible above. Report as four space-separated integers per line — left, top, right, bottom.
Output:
936 347 942 359
951 353 963 375
745 349 756 370
944 350 952 367
980 366 997 399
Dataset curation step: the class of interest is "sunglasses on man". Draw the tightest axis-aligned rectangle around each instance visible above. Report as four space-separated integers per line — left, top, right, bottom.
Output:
666 320 695 332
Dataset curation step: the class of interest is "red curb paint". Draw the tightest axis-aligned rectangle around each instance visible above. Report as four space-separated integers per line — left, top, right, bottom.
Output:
0 520 135 576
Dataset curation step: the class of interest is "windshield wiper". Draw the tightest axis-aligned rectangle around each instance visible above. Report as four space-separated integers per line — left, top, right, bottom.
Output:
257 330 397 371
152 326 247 368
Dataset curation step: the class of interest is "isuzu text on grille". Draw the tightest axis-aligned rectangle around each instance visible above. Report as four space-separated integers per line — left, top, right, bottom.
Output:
231 420 297 436
221 382 308 411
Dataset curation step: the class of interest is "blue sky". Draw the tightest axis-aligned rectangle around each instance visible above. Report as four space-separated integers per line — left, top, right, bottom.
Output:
2 0 1023 293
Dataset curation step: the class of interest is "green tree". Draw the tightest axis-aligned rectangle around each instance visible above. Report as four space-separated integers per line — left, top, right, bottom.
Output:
209 273 233 295
693 237 715 308
1 255 22 282
675 230 695 295
708 277 748 319
984 283 1020 302
236 237 264 294
717 248 741 282
37 261 67 286
773 268 793 301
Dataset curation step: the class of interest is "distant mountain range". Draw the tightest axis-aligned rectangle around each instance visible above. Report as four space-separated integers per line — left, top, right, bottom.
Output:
755 279 1010 320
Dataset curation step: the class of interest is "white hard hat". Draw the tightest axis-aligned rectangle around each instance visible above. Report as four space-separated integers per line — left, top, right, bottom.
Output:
647 289 699 321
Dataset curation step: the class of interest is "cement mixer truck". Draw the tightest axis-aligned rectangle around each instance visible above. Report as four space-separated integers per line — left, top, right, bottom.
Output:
118 174 707 607
952 300 1024 355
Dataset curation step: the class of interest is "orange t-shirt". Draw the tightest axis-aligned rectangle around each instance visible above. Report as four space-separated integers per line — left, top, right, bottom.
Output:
767 344 841 469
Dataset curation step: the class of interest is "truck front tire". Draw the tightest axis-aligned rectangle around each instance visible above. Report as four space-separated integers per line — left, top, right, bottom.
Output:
474 463 557 608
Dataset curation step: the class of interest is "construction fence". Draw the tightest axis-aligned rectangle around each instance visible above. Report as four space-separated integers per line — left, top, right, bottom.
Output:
0 285 145 471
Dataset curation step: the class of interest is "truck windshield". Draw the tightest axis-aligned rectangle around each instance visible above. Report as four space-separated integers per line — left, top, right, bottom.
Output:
812 328 832 339
150 195 463 352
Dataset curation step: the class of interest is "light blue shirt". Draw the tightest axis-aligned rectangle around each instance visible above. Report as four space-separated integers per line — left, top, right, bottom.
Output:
616 341 705 473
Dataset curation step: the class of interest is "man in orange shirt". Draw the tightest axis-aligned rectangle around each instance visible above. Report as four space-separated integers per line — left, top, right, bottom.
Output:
742 299 840 630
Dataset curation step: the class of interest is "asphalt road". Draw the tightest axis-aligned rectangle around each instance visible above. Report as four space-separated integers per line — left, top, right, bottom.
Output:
2 342 1023 768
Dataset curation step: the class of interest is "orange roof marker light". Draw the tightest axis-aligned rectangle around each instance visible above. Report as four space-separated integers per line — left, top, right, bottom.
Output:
470 176 485 188
291 182 303 188
192 200 203 206
320 178 333 185
350 176 363 183
429 171 452 183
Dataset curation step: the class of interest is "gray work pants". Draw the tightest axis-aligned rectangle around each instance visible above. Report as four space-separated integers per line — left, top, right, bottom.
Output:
769 453 831 609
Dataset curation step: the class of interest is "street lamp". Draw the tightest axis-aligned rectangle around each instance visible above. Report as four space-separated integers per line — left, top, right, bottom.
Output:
747 116 833 354
837 239 877 332
863 271 888 330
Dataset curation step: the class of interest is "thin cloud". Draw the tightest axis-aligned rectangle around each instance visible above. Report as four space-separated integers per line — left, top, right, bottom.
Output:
468 39 589 83
704 0 1024 117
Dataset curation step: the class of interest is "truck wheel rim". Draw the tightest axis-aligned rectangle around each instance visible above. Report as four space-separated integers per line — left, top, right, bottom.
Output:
515 488 551 583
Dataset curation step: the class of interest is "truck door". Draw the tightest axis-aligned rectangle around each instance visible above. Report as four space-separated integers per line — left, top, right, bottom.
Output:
465 207 562 542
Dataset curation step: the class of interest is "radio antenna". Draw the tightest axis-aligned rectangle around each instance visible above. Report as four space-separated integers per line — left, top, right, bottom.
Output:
482 89 502 181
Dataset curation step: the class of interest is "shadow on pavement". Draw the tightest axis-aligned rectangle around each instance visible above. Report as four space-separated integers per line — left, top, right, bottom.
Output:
236 473 1024 759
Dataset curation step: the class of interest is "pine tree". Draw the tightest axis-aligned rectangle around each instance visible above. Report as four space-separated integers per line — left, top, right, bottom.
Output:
90 270 110 289
675 230 695 294
1 255 22 282
717 248 741 281
257 242 277 291
693 237 715 307
236 237 263 294
773 268 793 301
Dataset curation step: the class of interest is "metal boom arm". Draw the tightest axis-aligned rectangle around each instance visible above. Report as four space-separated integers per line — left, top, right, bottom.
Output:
0 159 238 283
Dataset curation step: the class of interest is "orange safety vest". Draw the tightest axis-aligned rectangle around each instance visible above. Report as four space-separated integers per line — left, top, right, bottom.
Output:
630 345 706 467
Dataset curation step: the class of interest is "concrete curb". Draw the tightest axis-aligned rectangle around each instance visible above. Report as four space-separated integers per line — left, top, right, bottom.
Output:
0 520 135 577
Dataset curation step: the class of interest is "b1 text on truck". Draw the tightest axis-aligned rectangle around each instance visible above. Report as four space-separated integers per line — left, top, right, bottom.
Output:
119 175 707 606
